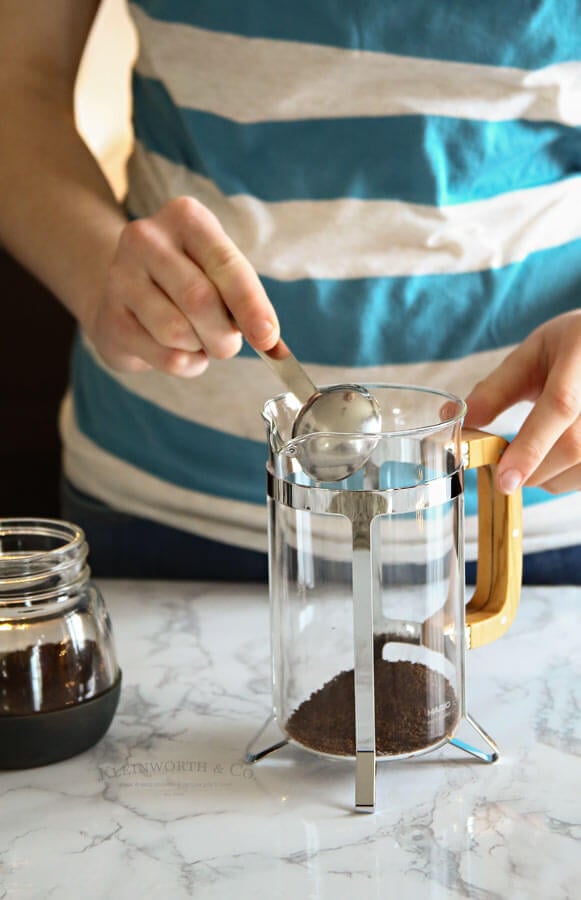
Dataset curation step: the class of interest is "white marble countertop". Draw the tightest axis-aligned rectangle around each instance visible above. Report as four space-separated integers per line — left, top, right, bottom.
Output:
0 581 579 899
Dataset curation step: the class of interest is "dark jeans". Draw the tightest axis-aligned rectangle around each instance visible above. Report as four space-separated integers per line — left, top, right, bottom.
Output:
60 478 268 581
61 478 580 585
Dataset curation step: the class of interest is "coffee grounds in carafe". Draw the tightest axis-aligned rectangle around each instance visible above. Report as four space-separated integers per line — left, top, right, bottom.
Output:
285 653 458 756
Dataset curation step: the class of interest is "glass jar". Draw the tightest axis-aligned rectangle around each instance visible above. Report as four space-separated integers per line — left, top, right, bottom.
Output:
0 519 121 769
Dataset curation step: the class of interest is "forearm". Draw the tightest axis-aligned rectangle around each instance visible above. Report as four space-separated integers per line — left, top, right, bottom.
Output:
0 73 127 331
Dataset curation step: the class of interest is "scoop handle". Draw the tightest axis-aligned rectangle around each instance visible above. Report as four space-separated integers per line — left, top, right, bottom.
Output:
255 339 318 404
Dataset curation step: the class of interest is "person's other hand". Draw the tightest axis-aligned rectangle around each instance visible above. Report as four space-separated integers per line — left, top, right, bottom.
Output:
464 310 581 495
83 197 280 377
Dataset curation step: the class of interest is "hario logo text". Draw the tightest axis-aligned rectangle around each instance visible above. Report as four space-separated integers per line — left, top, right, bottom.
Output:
427 700 451 717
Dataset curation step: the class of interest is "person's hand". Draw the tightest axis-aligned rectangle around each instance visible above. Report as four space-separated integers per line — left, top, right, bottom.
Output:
464 310 581 495
83 197 280 377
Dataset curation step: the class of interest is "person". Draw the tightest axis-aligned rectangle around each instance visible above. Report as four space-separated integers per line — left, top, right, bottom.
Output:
0 1 579 583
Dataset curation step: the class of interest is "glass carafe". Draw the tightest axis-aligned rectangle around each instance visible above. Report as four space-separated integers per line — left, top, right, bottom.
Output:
247 385 522 811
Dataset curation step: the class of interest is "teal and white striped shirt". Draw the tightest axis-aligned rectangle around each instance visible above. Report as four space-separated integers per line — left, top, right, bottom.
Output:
61 0 581 559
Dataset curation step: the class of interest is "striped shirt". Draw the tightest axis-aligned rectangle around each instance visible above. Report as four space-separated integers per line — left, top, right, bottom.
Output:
61 0 581 560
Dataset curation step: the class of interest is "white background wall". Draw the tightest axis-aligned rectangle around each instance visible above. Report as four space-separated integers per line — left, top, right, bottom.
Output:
75 0 137 198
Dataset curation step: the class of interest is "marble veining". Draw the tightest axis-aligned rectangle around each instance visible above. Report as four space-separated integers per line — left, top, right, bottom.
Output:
0 582 579 899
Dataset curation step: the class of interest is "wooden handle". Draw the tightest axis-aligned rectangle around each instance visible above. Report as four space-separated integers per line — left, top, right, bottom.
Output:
462 428 523 649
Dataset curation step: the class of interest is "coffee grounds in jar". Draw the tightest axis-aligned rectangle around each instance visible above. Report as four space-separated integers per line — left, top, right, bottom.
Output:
285 655 458 756
0 639 109 715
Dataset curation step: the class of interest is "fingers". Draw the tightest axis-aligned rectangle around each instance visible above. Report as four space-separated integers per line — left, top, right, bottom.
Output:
494 355 580 493
96 296 209 378
127 275 204 355
525 422 581 487
143 229 243 360
465 312 581 495
158 197 280 350
95 198 278 378
463 341 540 429
539 463 581 494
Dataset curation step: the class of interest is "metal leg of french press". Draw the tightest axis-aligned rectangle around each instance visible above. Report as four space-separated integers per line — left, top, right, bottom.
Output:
448 713 499 763
351 507 378 812
245 714 289 763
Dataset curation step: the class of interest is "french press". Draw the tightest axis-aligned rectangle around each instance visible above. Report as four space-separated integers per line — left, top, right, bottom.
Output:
247 384 522 811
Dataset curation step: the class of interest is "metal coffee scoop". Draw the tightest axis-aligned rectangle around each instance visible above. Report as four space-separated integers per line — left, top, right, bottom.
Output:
257 340 382 482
